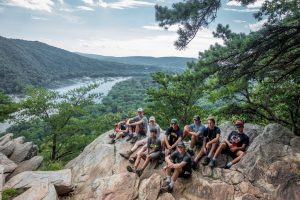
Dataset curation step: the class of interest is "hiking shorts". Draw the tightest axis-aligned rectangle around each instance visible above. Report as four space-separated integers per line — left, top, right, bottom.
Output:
222 143 238 159
149 151 161 160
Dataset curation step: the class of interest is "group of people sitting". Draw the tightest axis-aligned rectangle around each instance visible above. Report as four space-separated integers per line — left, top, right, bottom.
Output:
108 108 250 193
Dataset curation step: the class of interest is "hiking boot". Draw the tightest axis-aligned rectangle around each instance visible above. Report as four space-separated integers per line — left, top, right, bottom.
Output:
126 133 133 141
136 169 143 177
120 151 132 159
127 165 136 173
130 136 138 144
187 149 194 156
162 177 171 187
108 139 115 144
209 159 216 168
201 156 210 166
109 133 116 138
160 184 173 193
129 157 136 164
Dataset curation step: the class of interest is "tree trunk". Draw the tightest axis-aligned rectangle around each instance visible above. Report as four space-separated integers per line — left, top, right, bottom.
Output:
51 132 57 160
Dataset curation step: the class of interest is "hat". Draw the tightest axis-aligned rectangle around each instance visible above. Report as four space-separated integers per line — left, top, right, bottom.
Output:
122 115 128 119
170 118 178 124
150 128 157 133
177 141 185 148
149 116 155 121
193 115 201 121
235 120 244 128
137 108 143 112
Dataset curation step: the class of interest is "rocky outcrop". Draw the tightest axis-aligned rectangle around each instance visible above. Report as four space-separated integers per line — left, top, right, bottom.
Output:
2 123 299 199
64 123 300 200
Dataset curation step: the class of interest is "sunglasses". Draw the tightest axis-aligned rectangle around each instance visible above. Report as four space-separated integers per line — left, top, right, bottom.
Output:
235 124 244 128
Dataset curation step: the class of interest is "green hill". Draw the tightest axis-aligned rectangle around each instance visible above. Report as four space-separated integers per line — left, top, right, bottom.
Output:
0 36 161 94
76 53 196 72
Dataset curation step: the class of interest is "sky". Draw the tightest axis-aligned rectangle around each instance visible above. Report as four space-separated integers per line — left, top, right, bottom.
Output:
0 0 266 57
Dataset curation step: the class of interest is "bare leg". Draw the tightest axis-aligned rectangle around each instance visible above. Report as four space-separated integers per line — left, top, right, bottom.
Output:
208 143 218 156
194 148 205 163
190 135 197 149
134 151 145 168
231 150 245 165
115 132 124 140
141 155 151 170
212 143 226 160
171 168 182 183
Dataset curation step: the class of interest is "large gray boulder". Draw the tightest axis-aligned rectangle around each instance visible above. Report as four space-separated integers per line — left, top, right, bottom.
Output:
64 123 299 200
0 140 15 156
7 156 43 180
9 140 37 164
4 169 73 195
0 152 17 174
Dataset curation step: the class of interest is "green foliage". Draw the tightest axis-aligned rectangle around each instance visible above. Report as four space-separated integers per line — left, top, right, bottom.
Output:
0 91 18 122
0 36 161 94
146 71 208 128
2 188 26 200
155 0 221 49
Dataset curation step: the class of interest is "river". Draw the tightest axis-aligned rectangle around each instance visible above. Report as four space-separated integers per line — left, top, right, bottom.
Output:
0 76 130 133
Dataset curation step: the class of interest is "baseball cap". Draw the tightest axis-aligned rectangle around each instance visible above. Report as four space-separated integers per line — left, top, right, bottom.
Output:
193 115 201 121
137 108 143 112
170 118 178 124
177 141 185 148
149 116 155 121
235 120 244 128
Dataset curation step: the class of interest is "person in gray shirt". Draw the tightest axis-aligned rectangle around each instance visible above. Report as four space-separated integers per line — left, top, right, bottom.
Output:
126 108 148 144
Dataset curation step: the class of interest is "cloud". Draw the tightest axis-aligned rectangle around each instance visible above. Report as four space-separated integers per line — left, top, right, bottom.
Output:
67 28 222 57
224 8 259 13
82 0 154 9
76 6 94 11
31 16 49 21
247 19 267 31
3 0 54 12
142 24 178 32
233 19 247 23
226 0 266 8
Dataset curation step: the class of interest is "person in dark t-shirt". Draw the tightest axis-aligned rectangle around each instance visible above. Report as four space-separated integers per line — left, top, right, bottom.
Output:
162 118 183 157
209 120 250 169
197 117 221 166
160 141 192 193
127 128 161 176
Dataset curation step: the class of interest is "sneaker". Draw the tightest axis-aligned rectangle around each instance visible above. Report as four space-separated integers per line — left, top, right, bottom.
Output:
136 169 143 177
126 133 133 141
127 165 135 173
129 157 136 164
160 184 173 193
187 149 194 156
162 177 171 187
201 156 210 166
108 139 115 144
222 164 231 169
109 133 116 138
120 151 132 159
208 159 216 168
130 136 138 144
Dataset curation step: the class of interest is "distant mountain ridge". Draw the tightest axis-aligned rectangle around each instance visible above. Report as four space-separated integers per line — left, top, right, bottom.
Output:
76 53 196 71
0 36 161 94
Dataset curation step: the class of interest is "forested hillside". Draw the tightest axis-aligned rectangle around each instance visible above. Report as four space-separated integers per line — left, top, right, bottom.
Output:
0 36 161 94
76 52 196 72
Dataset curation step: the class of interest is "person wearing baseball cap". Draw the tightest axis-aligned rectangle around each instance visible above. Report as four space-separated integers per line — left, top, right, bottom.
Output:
125 107 148 144
108 115 129 144
162 118 183 157
161 141 192 193
183 115 206 157
209 119 249 169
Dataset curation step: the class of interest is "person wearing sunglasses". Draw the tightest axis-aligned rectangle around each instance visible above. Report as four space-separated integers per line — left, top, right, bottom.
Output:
209 120 249 169
162 118 183 157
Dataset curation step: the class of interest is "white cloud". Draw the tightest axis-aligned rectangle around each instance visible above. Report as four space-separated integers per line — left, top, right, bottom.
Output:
224 8 259 13
60 28 223 57
142 24 179 32
233 19 247 23
82 0 154 9
226 0 266 8
57 0 64 4
4 0 54 12
59 7 73 12
76 6 94 11
247 19 267 31
31 16 49 20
